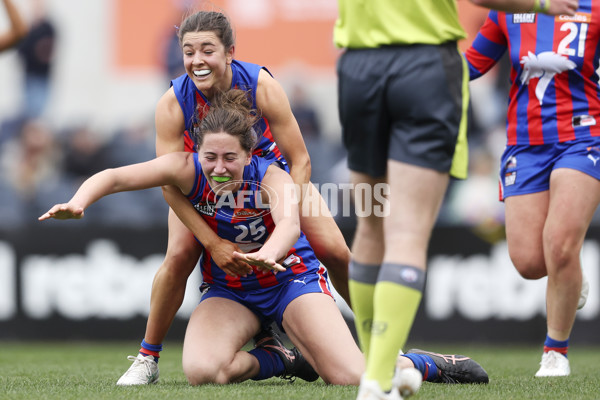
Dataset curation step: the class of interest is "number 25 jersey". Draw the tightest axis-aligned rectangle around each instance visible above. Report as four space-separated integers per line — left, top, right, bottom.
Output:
185 154 323 291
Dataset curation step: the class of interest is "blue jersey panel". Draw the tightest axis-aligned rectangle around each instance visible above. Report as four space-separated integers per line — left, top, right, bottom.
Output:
186 154 320 290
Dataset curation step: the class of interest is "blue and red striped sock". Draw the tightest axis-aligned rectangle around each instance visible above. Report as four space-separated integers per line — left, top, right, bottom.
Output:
139 339 162 363
401 353 438 382
543 335 569 358
248 348 285 380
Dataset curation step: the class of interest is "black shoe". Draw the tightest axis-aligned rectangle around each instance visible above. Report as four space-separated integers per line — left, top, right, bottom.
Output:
254 326 319 382
406 348 489 384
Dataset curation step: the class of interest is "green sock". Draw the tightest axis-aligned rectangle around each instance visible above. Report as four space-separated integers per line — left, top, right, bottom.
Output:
366 263 425 391
348 260 380 360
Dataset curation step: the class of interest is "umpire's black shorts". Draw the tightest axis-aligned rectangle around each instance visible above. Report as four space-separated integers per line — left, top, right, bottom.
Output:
337 41 469 179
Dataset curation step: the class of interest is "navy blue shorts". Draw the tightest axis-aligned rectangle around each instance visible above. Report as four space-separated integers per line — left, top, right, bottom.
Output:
499 137 600 200
337 42 469 178
199 266 332 331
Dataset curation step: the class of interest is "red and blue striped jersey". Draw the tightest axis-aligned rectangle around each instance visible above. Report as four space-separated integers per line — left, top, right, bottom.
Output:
171 60 284 161
465 3 600 145
185 154 321 291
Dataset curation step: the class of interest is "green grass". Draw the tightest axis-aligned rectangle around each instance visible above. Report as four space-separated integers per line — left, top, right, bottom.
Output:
1 342 599 399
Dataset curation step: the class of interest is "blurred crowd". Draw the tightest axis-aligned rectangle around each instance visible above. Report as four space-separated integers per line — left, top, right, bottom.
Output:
0 1 166 228
0 3 508 233
0 116 168 227
5 2 598 234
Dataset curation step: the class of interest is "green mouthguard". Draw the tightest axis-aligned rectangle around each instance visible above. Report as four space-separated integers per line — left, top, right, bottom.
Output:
212 176 232 183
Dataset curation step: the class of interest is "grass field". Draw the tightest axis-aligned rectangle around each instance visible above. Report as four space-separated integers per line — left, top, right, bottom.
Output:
1 341 599 400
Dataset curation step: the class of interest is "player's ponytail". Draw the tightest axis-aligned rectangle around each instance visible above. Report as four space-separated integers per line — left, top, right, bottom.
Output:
195 89 260 153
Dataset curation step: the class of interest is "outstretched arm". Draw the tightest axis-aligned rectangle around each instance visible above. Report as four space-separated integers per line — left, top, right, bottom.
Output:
233 165 300 272
0 0 27 51
39 153 193 221
471 0 578 15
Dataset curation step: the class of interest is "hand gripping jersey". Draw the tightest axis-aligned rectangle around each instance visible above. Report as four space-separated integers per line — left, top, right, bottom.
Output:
171 60 284 163
185 155 324 291
465 3 600 145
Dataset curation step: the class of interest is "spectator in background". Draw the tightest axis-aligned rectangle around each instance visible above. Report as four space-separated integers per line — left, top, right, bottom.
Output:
99 120 167 227
288 83 335 184
289 84 321 142
162 0 194 80
0 118 62 204
17 0 55 118
62 124 108 184
163 31 185 80
103 120 156 167
0 0 27 51
0 0 28 146
445 146 505 241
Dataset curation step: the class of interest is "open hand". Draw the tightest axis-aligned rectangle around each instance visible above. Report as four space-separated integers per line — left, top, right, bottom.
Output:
232 251 286 274
38 203 84 221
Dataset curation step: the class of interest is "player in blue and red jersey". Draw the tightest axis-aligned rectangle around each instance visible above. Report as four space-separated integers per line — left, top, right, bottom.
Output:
465 3 599 377
39 89 365 386
40 89 491 389
110 10 352 385
171 59 285 162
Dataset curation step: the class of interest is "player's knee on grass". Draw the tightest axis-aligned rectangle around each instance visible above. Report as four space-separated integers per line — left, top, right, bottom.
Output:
184 359 227 385
317 360 363 386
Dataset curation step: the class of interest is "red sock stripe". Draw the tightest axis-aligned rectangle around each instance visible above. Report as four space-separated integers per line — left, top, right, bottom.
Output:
139 348 161 358
544 346 568 355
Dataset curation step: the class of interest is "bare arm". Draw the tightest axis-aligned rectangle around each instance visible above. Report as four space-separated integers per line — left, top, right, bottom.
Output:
256 70 311 199
39 153 194 220
0 0 27 51
156 88 252 276
233 165 300 272
469 0 578 15
155 88 187 156
155 88 220 253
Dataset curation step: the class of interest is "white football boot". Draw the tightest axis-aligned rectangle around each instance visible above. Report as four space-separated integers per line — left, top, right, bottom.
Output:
578 272 589 310
534 351 570 377
356 375 403 400
116 354 159 386
393 367 422 398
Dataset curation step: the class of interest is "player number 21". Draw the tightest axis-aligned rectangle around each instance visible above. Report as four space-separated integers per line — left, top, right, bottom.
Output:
558 22 588 58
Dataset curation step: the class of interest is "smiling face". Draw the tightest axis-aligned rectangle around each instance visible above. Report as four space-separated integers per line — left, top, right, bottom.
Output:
182 31 233 99
199 131 252 193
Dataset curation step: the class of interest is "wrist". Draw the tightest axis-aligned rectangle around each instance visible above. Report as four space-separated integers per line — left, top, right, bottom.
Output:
532 0 551 13
202 236 222 251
